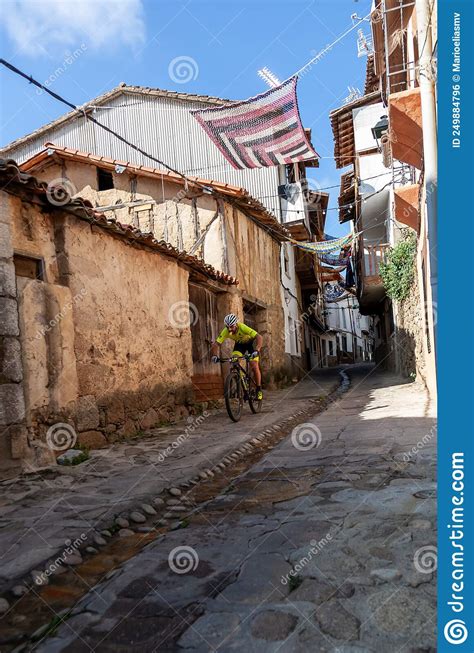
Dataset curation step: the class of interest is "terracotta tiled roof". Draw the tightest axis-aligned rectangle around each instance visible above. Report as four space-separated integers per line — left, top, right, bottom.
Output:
20 143 290 242
0 84 236 156
0 159 238 286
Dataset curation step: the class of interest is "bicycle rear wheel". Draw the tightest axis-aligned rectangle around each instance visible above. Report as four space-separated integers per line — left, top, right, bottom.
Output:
248 385 263 414
224 372 243 422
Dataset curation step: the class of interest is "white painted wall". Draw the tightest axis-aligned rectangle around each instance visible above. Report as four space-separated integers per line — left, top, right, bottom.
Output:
324 293 373 361
353 102 386 153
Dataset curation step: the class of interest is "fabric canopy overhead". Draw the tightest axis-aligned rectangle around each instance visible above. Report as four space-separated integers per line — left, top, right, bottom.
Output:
191 77 319 170
291 232 355 254
318 252 351 266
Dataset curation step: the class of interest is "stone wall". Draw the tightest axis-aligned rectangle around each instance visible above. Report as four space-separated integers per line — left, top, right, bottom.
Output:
393 244 428 383
0 193 27 477
6 187 229 466
31 158 288 385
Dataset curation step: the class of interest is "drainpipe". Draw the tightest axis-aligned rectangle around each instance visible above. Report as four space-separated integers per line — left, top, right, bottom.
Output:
415 0 438 351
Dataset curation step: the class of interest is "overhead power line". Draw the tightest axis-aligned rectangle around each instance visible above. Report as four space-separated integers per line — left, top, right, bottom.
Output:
0 58 286 243
257 11 372 88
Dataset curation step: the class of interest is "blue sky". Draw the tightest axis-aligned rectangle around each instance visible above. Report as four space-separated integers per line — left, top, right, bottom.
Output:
0 0 372 236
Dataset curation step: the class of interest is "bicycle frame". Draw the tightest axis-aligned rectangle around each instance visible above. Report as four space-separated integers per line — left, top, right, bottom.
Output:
217 353 262 422
218 354 256 390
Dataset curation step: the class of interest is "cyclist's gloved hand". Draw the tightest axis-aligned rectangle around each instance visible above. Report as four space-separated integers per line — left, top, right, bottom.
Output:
252 351 260 359
211 355 220 364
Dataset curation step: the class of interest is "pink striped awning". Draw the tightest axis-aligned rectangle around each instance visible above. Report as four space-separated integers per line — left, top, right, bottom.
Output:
191 77 319 170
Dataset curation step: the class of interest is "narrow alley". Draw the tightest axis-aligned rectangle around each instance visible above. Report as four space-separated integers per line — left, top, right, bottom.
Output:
0 0 444 649
1 366 436 651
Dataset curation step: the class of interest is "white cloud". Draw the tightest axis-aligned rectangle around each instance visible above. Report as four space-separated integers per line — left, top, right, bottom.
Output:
2 0 146 57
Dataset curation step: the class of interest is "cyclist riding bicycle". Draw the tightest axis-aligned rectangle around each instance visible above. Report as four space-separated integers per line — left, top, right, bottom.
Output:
211 313 263 400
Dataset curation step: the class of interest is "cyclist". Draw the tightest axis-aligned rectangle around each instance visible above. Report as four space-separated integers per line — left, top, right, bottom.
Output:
211 313 263 400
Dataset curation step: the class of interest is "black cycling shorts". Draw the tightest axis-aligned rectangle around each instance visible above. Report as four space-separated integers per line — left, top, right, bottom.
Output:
232 340 256 358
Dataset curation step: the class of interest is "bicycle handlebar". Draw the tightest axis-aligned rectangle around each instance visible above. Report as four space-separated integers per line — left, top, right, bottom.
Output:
215 353 256 363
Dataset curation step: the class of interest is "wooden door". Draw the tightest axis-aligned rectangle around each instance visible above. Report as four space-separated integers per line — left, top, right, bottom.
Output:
188 283 223 401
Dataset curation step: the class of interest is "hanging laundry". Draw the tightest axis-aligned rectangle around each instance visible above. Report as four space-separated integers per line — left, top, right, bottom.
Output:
344 258 355 288
318 252 351 266
291 232 355 254
191 77 319 170
324 283 347 301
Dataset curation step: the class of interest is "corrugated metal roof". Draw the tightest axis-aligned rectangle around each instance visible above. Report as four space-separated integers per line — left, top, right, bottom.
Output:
0 84 283 219
0 158 238 286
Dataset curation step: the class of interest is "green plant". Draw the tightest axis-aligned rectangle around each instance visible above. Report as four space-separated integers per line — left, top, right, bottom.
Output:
379 232 417 301
61 444 89 466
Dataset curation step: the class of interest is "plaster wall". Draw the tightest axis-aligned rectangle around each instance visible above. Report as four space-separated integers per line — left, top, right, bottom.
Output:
31 159 290 383
7 188 208 460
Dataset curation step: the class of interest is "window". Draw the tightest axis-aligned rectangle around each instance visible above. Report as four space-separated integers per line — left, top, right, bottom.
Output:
342 335 348 352
328 340 334 356
283 245 290 276
97 167 114 191
244 300 261 331
14 254 44 280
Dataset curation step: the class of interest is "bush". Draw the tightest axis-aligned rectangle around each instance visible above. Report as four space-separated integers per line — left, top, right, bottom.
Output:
380 232 417 301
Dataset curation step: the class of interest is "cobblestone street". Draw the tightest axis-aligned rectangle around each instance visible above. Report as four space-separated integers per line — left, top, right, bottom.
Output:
0 368 340 596
3 365 437 652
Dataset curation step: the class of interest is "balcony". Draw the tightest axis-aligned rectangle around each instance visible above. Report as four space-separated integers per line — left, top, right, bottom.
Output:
356 241 390 314
363 243 389 281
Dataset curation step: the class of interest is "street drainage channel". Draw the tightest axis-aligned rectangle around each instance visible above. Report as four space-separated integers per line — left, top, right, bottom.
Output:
0 373 349 651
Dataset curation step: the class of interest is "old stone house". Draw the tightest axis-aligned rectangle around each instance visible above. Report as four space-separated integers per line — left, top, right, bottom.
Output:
0 160 244 477
20 144 292 386
0 84 321 382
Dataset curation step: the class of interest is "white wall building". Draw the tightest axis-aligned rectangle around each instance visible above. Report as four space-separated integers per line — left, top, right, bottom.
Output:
321 293 373 365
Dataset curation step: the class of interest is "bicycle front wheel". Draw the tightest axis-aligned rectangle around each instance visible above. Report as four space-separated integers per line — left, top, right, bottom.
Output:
224 372 243 422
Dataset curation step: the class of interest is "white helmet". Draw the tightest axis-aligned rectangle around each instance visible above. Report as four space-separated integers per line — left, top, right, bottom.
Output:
224 313 238 328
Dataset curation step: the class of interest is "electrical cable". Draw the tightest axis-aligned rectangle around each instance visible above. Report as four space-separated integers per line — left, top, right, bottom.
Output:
0 60 395 244
1 58 298 244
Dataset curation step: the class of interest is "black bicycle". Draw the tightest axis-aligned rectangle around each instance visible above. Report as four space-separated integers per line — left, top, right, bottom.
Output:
217 353 263 422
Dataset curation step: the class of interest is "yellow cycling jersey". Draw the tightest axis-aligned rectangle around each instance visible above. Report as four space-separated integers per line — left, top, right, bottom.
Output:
216 322 257 345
